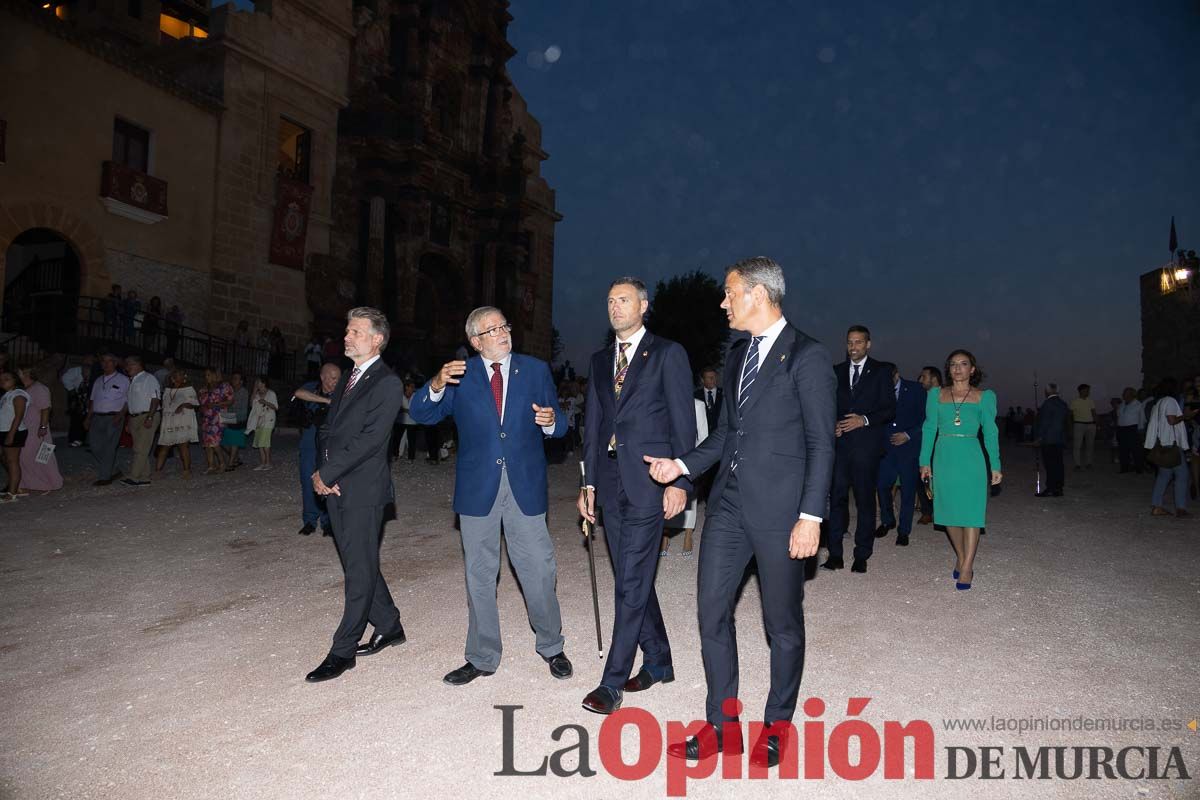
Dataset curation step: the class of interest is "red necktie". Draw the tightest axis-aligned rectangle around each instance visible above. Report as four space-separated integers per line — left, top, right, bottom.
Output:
490 362 503 420
344 366 361 396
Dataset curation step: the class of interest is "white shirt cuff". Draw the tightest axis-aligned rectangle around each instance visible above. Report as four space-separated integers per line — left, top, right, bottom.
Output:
541 424 555 435
673 458 690 476
862 415 869 426
428 386 445 402
799 513 823 523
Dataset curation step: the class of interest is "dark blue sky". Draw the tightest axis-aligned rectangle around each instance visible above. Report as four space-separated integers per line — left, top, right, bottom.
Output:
507 1 1200 405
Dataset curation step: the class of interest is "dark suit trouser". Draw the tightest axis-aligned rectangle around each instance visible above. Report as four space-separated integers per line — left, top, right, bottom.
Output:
1041 444 1065 494
698 470 806 725
1116 426 1141 472
598 485 672 689
327 498 402 658
876 449 919 536
828 444 879 561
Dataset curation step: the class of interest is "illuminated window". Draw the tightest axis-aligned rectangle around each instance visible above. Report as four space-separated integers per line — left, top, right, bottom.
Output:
113 118 150 173
159 13 209 39
277 118 311 183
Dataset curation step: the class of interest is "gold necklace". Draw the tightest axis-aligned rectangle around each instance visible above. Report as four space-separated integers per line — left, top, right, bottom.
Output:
951 387 969 426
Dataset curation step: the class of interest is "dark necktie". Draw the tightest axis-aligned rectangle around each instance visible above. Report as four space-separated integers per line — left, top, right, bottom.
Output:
610 342 631 449
737 336 765 411
344 366 361 396
851 363 861 389
707 389 714 409
490 362 503 420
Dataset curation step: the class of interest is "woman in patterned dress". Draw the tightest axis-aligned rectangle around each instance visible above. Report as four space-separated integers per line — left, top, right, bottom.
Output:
197 367 233 474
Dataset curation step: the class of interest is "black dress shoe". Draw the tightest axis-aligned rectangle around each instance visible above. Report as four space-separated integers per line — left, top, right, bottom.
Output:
581 685 622 715
851 559 867 573
666 728 743 760
874 524 893 539
820 556 844 571
305 654 355 682
297 523 316 536
443 662 494 686
93 479 113 487
545 652 573 679
624 665 675 692
749 727 791 769
356 627 406 656
896 535 909 546
320 526 332 537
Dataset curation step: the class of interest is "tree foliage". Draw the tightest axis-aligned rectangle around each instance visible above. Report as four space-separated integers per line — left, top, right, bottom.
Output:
645 270 729 379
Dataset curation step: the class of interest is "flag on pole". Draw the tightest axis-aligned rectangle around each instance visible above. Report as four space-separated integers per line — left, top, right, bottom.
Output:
1169 216 1178 255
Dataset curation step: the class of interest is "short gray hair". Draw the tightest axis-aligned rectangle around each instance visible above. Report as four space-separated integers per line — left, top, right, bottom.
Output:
727 256 786 307
609 277 648 302
465 306 505 338
347 306 390 349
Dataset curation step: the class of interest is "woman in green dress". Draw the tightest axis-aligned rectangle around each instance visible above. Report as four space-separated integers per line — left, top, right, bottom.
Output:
918 350 1002 590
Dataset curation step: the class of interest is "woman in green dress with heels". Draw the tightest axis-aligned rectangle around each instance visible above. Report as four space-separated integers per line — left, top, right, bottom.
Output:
918 350 1002 590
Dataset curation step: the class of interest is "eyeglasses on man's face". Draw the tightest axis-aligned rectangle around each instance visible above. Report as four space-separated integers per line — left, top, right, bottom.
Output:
476 323 512 339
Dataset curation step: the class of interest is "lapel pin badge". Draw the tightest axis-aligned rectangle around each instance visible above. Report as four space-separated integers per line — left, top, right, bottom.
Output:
642 351 648 358
780 354 787 362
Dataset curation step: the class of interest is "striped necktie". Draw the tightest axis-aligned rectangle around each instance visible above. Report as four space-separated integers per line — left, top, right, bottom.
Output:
737 336 766 411
344 366 361 396
609 342 631 450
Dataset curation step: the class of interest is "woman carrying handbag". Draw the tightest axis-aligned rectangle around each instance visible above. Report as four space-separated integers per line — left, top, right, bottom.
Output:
1145 378 1192 518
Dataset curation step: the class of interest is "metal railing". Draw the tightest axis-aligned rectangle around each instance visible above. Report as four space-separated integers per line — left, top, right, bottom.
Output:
1 295 298 382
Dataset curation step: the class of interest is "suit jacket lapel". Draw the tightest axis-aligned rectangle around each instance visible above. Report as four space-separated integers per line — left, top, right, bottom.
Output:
616 331 653 412
737 325 794 418
338 359 384 413
726 337 748 418
502 355 523 428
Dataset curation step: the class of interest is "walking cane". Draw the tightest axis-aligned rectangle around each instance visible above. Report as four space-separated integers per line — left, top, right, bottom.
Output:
1033 371 1042 495
579 461 604 659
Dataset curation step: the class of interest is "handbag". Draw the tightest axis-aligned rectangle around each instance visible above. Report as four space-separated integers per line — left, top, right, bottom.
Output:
1147 443 1182 469
35 440 56 465
219 411 238 426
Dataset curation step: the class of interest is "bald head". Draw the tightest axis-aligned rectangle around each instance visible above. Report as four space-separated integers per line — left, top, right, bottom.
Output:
319 362 342 393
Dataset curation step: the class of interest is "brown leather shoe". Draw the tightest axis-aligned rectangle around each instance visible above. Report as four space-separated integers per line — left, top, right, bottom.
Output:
917 514 933 525
749 725 794 769
623 665 674 692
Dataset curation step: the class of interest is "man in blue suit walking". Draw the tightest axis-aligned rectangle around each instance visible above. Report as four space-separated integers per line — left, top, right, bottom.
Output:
578 277 695 715
410 306 573 686
874 366 925 546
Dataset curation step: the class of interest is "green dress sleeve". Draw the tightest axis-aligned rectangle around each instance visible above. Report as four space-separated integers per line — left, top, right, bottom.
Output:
982 389 1001 472
919 387 938 467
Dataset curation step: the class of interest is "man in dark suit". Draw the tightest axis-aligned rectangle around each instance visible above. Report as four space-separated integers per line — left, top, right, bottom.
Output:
695 367 723 433
823 325 896 574
305 307 407 683
691 366 723 502
874 366 925 546
1034 382 1070 497
646 256 836 769
578 277 695 715
411 306 572 686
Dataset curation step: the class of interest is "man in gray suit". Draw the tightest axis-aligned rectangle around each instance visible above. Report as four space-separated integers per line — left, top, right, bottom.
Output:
1035 383 1070 497
645 256 836 770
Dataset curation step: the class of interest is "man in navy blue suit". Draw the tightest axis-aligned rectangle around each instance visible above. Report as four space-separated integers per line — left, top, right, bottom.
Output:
410 306 572 687
646 256 836 769
874 366 925 546
823 325 896 574
578 277 695 715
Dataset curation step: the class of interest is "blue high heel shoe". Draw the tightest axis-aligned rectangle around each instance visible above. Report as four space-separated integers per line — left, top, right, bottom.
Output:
952 569 959 580
955 580 972 591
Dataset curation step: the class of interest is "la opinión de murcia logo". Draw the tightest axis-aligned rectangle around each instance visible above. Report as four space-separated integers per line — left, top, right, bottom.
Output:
494 700 1193 797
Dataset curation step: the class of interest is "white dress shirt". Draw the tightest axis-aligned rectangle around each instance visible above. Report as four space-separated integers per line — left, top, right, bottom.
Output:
127 371 161 414
1117 399 1144 429
615 326 648 375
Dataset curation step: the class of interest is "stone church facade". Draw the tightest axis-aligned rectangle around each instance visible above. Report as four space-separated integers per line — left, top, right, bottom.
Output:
319 0 560 374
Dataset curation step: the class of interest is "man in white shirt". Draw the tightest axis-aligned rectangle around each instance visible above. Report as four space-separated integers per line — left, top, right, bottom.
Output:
1116 387 1145 474
123 355 161 486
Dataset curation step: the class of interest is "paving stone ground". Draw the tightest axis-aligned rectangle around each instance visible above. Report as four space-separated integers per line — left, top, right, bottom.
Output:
1 432 1196 799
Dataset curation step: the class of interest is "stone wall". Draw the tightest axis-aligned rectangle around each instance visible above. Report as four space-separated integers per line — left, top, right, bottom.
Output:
104 249 211 329
1140 268 1200 388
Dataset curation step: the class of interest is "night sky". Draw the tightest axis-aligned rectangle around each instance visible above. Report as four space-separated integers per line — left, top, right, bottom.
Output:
506 1 1200 406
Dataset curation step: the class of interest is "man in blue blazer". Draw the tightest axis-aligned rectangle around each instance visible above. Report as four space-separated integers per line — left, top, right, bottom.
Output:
410 306 572 686
874 366 925 546
578 277 695 715
646 256 836 769
824 325 896 574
